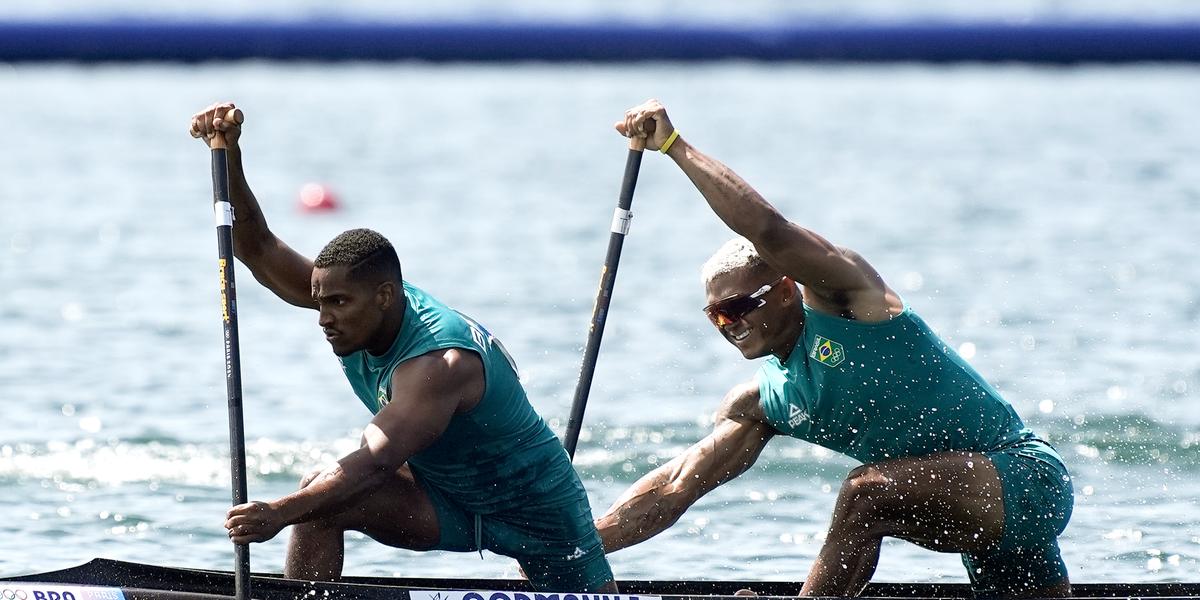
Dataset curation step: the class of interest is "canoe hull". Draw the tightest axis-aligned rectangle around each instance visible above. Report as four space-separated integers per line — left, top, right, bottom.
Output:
5 559 1200 600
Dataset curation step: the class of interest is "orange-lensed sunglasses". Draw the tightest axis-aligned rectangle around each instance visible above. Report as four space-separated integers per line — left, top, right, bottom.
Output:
702 277 785 327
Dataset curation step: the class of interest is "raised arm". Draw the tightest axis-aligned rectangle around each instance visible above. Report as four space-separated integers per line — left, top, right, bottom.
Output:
617 100 900 319
225 348 482 542
190 102 317 309
595 381 775 553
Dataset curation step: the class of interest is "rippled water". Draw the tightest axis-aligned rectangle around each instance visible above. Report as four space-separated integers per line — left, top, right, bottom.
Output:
1 62 1198 586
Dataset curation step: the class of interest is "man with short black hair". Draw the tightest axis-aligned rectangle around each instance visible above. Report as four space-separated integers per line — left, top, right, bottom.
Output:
595 100 1072 598
190 102 615 592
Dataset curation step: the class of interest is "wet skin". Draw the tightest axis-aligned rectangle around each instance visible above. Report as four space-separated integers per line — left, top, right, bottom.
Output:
704 269 806 361
312 265 401 357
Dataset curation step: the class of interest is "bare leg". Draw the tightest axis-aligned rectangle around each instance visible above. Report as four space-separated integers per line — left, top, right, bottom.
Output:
284 464 441 580
286 516 346 580
801 452 1006 597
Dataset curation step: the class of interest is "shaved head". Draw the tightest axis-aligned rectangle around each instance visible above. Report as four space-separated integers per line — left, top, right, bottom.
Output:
314 228 402 285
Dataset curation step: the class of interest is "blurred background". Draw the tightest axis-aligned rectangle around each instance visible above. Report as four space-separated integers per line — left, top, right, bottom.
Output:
1 0 1199 588
2 0 1200 21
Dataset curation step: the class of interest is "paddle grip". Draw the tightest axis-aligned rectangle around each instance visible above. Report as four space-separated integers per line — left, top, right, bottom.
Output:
208 108 245 150
629 118 657 151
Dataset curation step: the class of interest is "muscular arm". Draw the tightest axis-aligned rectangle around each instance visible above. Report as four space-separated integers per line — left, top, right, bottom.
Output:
618 100 900 319
191 103 315 309
595 381 775 552
224 147 317 309
665 139 884 300
267 349 483 525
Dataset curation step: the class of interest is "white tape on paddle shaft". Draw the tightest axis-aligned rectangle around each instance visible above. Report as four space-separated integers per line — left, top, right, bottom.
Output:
214 201 234 227
611 207 633 235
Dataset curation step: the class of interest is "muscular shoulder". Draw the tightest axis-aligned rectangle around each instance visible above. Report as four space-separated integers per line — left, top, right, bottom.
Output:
715 381 767 424
805 246 901 322
390 348 484 412
392 347 480 377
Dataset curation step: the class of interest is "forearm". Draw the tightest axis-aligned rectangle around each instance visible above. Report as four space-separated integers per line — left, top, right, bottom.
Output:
274 406 448 526
271 448 391 525
223 147 276 263
665 138 789 244
223 147 317 308
596 464 695 553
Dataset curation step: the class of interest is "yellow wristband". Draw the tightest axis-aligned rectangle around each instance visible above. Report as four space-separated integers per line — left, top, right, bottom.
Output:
659 129 680 154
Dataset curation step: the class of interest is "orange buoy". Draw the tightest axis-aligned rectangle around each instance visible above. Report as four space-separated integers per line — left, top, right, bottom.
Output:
298 182 340 212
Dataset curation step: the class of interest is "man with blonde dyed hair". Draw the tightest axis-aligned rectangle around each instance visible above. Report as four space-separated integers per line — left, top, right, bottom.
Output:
699 237 768 285
595 100 1073 598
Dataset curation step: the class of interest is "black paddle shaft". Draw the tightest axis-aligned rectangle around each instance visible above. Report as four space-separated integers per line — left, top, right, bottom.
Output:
211 147 251 600
564 143 646 458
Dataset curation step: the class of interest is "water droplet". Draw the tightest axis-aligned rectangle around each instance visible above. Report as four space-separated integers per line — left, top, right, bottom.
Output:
902 272 924 291
98 223 121 245
79 416 102 433
10 232 31 254
61 302 85 322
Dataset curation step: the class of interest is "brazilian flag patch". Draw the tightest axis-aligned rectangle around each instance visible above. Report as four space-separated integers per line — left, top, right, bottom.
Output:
810 335 846 367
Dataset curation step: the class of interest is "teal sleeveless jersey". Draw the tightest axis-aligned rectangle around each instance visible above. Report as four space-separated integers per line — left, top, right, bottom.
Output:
758 302 1033 463
339 282 575 515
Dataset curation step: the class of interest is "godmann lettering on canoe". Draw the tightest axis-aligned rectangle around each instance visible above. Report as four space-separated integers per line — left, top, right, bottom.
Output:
410 592 661 600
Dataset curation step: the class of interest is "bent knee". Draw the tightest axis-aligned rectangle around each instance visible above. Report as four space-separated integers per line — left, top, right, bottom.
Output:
832 465 900 526
840 465 893 502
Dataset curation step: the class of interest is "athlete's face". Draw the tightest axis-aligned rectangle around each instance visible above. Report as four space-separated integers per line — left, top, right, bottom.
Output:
312 266 394 356
704 268 800 359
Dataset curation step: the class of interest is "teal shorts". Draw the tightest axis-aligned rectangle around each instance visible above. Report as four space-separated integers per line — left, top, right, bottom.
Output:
415 474 613 592
962 437 1073 596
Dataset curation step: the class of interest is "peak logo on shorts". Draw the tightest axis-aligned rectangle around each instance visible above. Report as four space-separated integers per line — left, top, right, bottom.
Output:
810 335 845 367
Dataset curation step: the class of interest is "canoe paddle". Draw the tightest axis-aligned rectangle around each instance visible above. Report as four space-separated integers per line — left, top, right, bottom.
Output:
207 108 251 600
564 122 654 458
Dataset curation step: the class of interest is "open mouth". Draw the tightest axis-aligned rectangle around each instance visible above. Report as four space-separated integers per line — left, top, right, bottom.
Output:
728 328 751 342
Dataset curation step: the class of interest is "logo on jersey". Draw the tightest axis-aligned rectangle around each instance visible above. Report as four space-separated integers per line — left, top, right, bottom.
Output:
458 311 520 373
376 385 390 408
810 335 846 367
788 403 808 428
